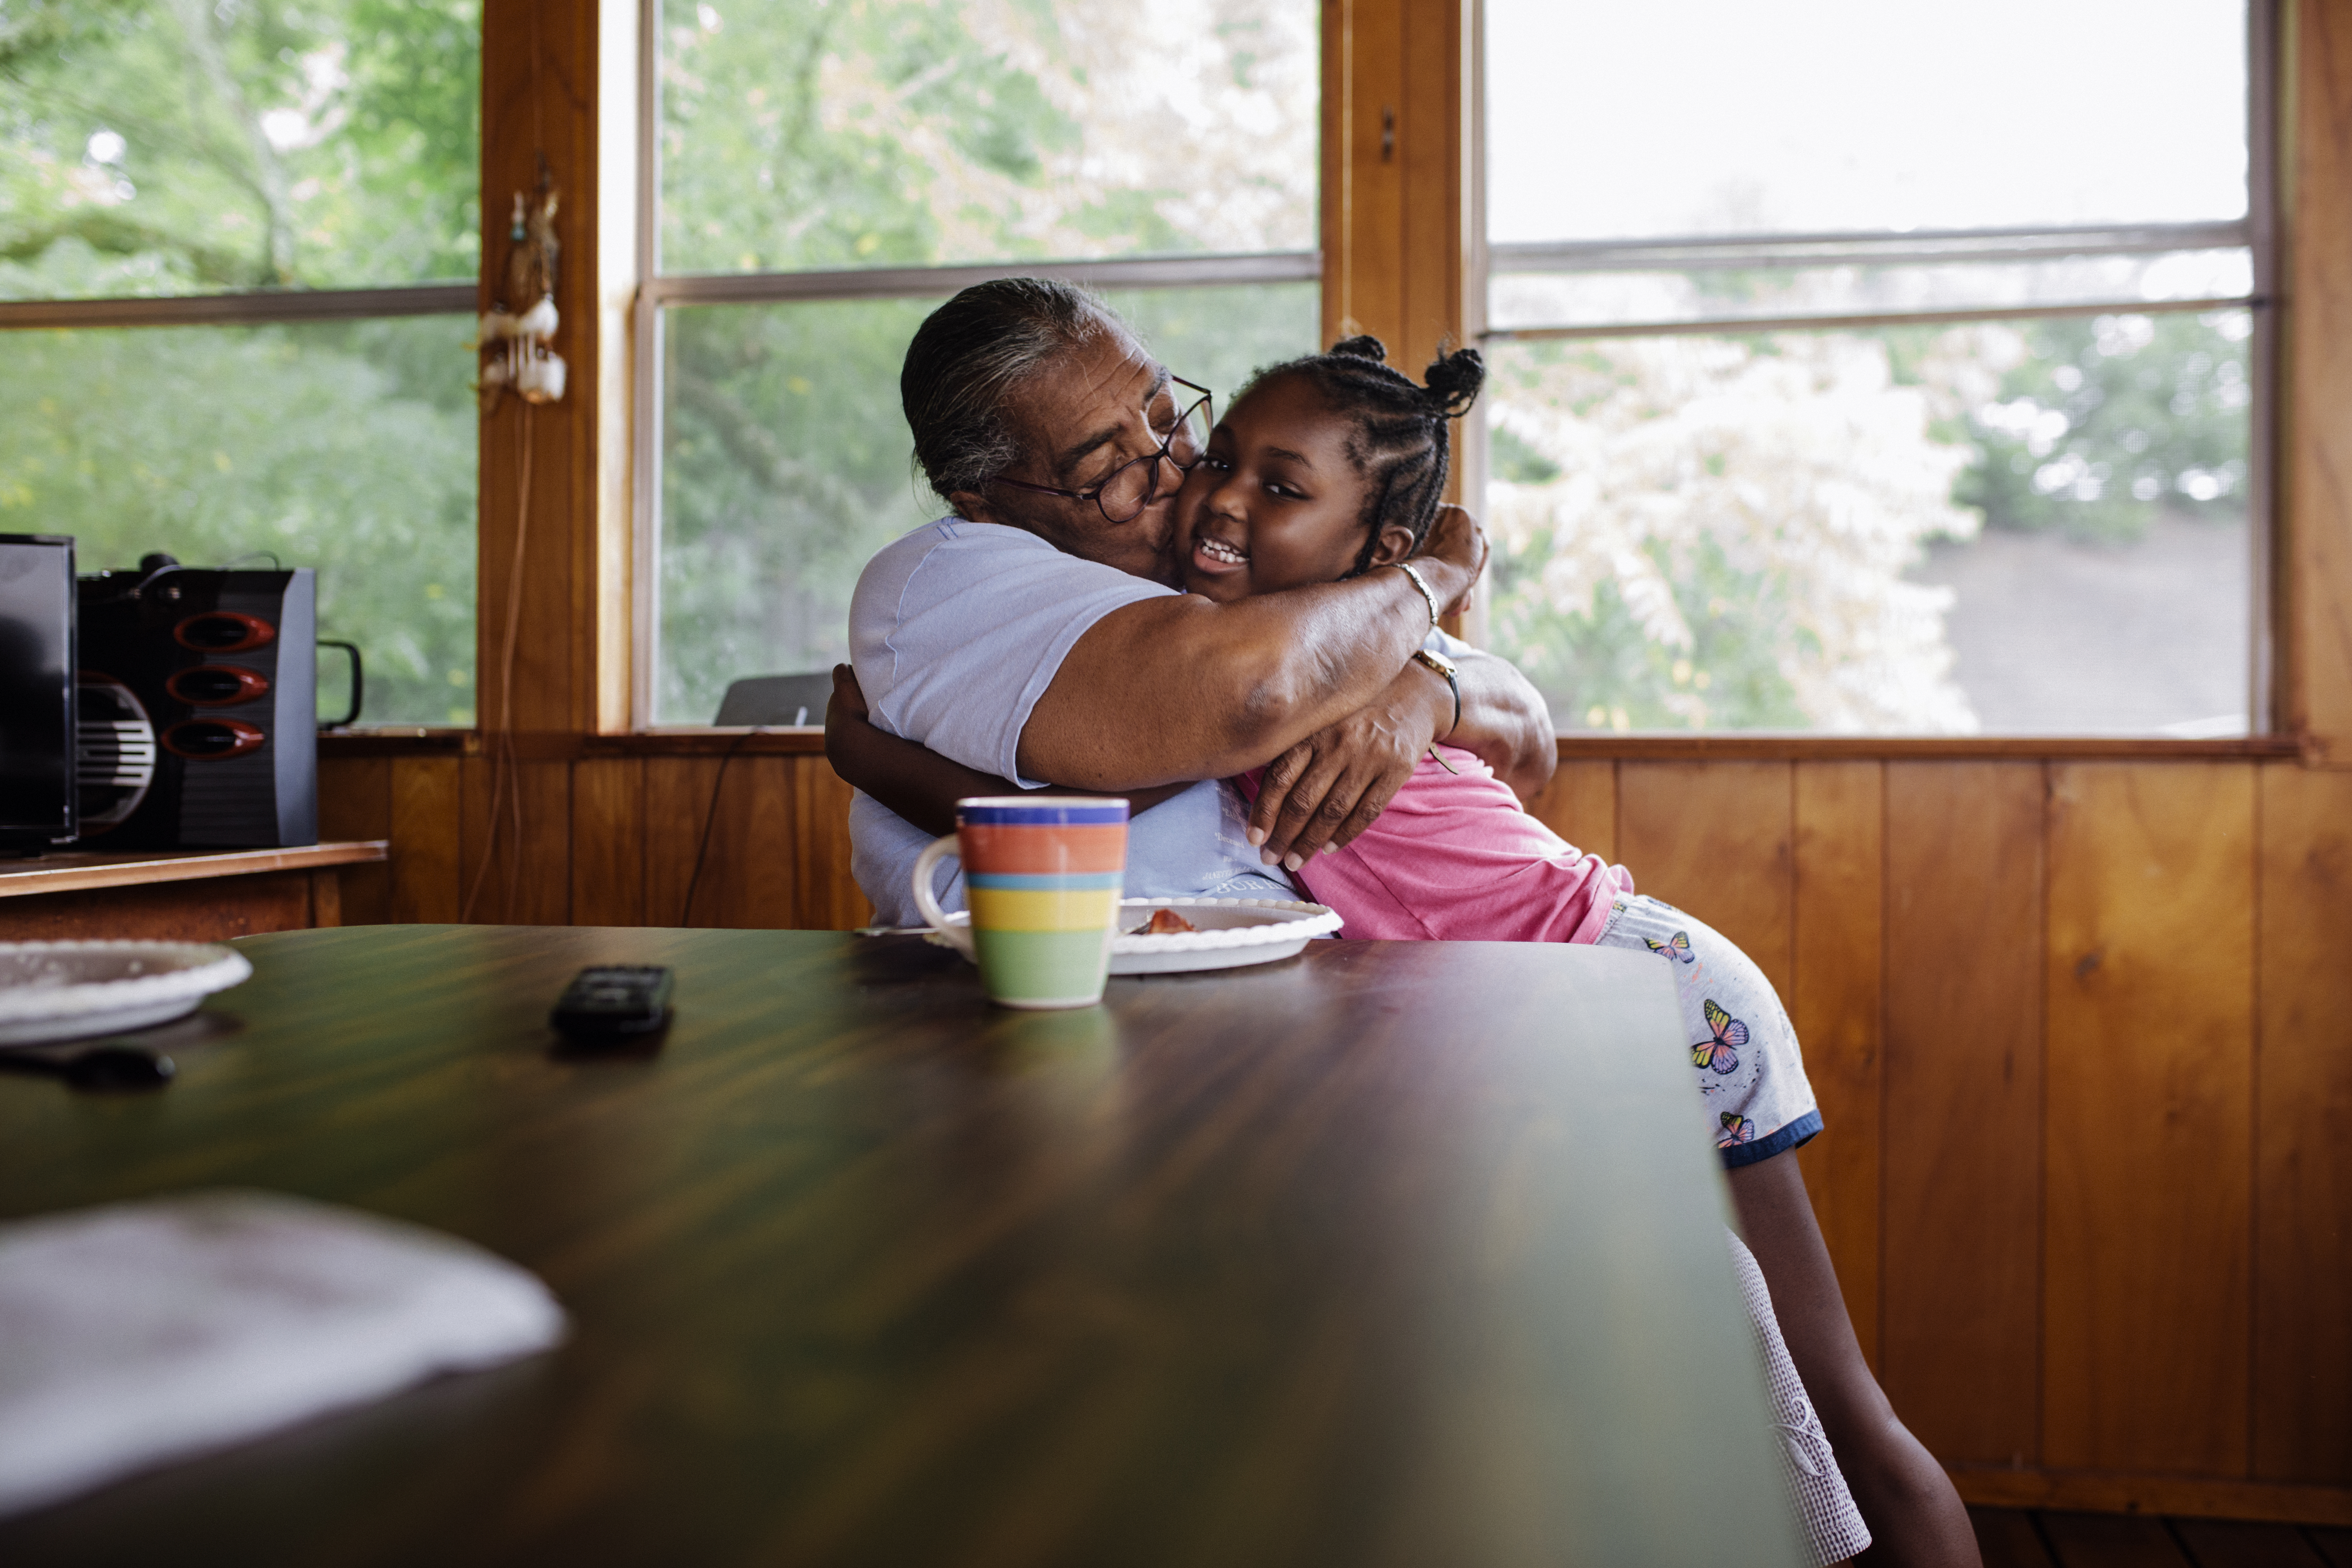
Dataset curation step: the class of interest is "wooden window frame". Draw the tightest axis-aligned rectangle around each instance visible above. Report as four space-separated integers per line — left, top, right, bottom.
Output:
322 0 2352 767
12 1 2329 765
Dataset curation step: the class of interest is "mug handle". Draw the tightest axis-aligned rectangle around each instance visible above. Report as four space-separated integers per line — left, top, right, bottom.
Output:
910 834 974 959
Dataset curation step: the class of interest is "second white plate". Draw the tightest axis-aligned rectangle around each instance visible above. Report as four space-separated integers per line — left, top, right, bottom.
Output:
924 897 1342 975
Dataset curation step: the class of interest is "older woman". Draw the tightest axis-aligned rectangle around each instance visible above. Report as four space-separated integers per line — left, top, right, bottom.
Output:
840 277 1553 927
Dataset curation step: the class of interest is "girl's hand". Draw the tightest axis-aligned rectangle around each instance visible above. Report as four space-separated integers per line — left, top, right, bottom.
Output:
1411 503 1490 618
829 662 870 725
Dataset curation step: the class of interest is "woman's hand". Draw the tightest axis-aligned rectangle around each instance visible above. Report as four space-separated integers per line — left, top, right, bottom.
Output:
1246 668 1449 869
1246 635 1556 865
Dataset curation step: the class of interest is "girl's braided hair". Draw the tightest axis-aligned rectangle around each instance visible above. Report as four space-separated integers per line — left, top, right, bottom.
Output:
1246 335 1485 574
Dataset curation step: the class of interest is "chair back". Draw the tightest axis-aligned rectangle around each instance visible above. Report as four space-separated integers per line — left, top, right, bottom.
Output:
713 672 834 727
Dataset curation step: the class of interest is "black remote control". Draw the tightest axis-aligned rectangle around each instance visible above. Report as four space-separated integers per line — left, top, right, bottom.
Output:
549 966 674 1043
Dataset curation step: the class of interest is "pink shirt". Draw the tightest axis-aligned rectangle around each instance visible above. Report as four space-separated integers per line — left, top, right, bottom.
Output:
1240 746 1634 943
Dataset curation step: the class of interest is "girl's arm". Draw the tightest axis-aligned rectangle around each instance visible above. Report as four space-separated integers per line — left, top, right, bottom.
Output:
825 666 1190 838
1448 646 1558 800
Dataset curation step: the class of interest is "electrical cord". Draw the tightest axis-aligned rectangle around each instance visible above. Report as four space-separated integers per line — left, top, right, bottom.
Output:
87 552 282 606
85 561 185 605
461 400 534 923
680 726 766 926
460 9 554 925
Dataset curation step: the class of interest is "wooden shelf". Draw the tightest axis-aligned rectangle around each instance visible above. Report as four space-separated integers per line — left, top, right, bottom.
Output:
0 841 388 899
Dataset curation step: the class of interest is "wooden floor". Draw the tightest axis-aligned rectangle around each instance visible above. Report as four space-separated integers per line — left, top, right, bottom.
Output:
1972 1507 2352 1567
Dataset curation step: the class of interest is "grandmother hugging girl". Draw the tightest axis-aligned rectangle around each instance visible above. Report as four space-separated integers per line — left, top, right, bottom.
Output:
833 320 1981 1568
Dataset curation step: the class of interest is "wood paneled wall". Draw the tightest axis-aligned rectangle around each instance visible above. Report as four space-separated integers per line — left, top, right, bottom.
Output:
319 744 864 932
315 741 2352 1522
1521 756 2352 1523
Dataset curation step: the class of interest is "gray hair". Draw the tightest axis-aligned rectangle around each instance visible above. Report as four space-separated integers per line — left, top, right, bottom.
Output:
900 278 1119 502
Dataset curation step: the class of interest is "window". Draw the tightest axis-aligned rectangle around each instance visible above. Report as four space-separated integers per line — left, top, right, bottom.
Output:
0 0 481 725
643 0 1320 724
1478 0 2266 735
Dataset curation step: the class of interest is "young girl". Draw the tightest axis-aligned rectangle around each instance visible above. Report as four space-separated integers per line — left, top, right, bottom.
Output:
1170 337 1979 1568
1184 344 1808 1156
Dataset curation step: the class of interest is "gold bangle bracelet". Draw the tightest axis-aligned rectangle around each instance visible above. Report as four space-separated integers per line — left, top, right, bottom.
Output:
1386 561 1442 628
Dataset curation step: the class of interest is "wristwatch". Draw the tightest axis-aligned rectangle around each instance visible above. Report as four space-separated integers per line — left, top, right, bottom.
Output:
1411 647 1461 739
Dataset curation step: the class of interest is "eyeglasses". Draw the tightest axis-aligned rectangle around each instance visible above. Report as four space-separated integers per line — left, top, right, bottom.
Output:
990 376 1214 525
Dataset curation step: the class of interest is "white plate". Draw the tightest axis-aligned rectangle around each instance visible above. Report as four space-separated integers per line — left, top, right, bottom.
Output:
924 897 1344 976
0 941 252 1047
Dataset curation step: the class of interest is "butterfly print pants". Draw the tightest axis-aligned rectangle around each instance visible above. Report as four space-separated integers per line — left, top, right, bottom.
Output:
1591 894 1825 1170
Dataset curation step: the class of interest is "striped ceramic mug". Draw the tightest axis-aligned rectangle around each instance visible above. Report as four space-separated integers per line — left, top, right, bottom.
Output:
909 797 1129 1009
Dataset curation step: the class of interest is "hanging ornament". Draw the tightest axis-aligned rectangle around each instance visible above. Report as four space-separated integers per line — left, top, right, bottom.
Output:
476 160 564 412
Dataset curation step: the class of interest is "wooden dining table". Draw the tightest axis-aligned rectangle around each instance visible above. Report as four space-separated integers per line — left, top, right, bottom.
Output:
0 924 1803 1567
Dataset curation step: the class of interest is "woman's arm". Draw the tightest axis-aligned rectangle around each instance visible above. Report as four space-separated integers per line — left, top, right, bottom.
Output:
834 626 1553 869
1016 503 1488 787
825 666 1191 837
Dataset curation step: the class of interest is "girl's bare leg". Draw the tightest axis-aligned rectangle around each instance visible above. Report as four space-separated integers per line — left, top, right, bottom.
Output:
1728 1151 1982 1568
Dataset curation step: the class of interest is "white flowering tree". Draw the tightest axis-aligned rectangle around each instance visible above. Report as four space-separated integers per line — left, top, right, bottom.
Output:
1483 329 2005 732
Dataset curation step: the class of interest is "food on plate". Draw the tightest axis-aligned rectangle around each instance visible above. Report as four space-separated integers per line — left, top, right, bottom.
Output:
1129 908 1200 936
